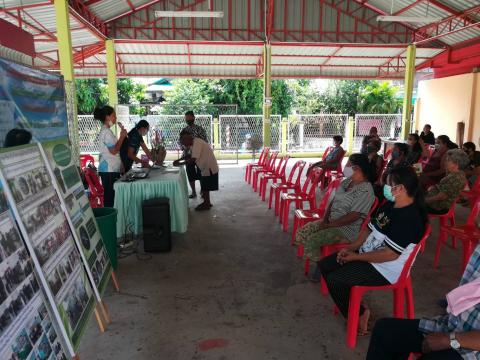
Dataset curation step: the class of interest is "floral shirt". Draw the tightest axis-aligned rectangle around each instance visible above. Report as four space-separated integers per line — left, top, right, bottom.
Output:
426 171 466 211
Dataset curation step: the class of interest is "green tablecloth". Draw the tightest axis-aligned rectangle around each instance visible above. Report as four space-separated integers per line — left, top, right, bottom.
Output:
114 166 188 236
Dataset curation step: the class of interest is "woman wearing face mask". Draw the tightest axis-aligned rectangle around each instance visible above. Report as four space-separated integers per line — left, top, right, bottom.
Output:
406 133 423 165
420 135 456 190
382 143 409 184
94 105 128 208
295 154 375 281
319 166 427 335
120 120 153 173
424 149 469 215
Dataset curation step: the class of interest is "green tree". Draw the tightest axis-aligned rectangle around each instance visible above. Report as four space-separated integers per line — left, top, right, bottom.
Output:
357 81 401 113
287 79 322 114
317 80 375 115
216 79 264 114
75 79 108 115
271 80 294 117
161 79 219 114
117 79 147 115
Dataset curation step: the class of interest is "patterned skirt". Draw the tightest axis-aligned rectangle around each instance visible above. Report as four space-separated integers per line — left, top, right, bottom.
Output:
294 221 348 262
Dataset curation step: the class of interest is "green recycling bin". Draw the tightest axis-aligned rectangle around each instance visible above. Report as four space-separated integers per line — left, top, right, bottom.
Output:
93 207 118 269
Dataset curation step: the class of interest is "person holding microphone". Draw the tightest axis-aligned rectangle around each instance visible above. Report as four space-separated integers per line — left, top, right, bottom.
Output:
94 105 127 207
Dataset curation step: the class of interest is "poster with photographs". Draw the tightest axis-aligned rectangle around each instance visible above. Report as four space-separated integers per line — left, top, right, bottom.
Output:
42 140 112 294
0 145 96 351
0 187 68 360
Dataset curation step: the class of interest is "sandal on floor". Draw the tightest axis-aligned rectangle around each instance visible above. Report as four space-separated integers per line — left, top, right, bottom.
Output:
195 203 211 211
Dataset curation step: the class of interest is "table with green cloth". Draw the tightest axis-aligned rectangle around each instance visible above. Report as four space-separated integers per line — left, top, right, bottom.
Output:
114 166 188 237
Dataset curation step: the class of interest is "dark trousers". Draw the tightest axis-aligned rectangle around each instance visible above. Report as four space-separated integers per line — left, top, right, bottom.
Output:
367 318 462 360
99 172 120 208
319 253 389 318
426 206 449 215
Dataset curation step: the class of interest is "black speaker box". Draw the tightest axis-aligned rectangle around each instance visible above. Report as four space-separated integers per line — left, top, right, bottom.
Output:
142 197 171 252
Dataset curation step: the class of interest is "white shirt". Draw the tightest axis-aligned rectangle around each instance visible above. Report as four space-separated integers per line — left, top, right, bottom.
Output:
191 138 218 176
98 127 121 173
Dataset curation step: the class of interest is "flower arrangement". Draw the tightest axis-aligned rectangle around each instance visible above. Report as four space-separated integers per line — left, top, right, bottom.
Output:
149 128 167 165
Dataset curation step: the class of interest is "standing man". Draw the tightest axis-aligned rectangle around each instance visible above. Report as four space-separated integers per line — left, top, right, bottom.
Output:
174 130 218 211
420 124 436 145
180 111 208 198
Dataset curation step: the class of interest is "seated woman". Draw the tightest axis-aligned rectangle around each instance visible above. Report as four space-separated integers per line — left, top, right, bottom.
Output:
319 166 427 335
366 244 480 360
462 141 480 187
120 120 153 173
367 138 384 182
382 143 409 184
406 133 423 165
309 135 345 173
419 135 451 190
294 153 375 281
424 149 469 215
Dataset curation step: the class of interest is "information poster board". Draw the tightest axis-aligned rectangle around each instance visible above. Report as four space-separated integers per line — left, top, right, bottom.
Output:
42 140 112 294
0 58 69 146
0 145 95 351
0 187 69 360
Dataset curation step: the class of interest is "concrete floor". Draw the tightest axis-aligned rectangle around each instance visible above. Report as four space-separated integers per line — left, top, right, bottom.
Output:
80 163 466 360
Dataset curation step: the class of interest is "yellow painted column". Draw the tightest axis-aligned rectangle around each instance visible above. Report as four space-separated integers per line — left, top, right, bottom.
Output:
401 44 416 140
347 116 355 155
54 0 74 81
213 117 220 156
105 39 118 107
263 43 272 148
281 117 288 154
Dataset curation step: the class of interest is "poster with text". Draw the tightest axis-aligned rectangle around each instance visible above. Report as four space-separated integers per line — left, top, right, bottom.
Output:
43 140 112 294
0 57 68 147
0 145 95 350
0 187 68 360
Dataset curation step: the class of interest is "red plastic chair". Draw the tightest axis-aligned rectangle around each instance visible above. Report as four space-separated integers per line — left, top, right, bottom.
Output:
384 148 393 161
291 177 342 245
279 168 323 232
461 175 480 208
269 160 306 215
252 151 279 192
302 197 379 276
245 147 270 184
437 199 480 272
429 199 458 265
341 224 431 348
258 156 290 201
84 167 104 208
80 154 95 169
323 149 346 189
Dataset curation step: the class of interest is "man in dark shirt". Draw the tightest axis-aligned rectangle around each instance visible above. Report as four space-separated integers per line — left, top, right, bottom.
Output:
420 124 435 145
180 111 208 198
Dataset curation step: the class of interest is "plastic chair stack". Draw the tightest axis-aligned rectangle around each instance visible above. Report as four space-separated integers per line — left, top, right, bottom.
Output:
84 166 104 208
245 147 270 184
279 168 323 232
269 161 306 215
252 151 279 192
258 156 290 201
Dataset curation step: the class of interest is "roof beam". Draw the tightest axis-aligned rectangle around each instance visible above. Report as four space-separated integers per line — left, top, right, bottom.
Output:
414 5 480 45
104 0 166 23
68 0 108 38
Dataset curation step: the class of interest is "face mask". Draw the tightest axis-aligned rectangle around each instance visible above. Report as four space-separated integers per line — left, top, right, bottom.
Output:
383 185 395 202
343 166 354 178
367 145 375 154
107 120 114 127
391 150 399 159
186 120 194 126
361 147 368 155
